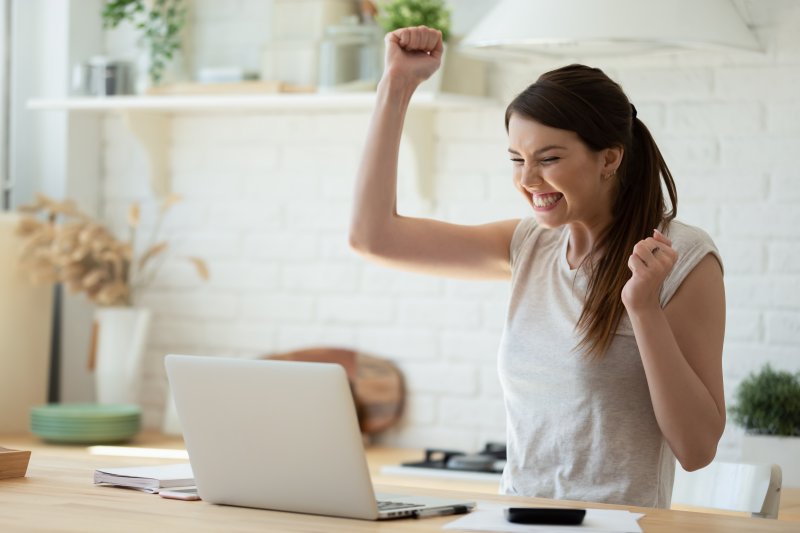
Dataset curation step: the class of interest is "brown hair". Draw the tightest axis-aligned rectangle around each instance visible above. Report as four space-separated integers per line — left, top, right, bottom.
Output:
504 64 677 358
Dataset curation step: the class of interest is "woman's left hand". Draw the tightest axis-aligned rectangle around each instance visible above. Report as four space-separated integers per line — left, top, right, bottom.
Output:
621 229 678 313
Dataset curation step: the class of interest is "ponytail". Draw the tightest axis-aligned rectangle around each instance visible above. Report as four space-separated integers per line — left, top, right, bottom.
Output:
575 116 677 358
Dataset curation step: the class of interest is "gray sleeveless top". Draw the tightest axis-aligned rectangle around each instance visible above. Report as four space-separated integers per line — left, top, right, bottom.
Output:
498 219 722 508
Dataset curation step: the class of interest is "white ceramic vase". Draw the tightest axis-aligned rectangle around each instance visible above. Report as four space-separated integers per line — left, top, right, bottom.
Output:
94 307 151 405
741 433 800 488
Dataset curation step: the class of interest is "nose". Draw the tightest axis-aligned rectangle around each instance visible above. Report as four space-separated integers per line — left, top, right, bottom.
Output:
519 165 544 190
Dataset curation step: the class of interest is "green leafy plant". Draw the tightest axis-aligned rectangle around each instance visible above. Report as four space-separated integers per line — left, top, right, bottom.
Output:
101 0 187 85
377 0 452 42
729 364 800 437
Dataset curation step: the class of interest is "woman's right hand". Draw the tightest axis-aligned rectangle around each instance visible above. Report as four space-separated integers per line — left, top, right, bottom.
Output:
383 26 444 87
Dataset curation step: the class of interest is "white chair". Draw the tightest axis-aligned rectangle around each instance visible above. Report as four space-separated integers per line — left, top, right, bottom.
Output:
671 461 782 519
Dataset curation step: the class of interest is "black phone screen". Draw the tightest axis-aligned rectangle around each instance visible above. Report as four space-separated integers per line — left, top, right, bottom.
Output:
504 507 586 525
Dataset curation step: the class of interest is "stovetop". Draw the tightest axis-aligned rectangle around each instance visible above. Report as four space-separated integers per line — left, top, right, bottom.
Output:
401 442 506 474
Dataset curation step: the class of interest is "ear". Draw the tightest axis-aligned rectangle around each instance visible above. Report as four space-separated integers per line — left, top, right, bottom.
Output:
601 145 624 176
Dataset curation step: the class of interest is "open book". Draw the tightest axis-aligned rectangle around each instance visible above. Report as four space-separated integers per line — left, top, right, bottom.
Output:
94 463 194 493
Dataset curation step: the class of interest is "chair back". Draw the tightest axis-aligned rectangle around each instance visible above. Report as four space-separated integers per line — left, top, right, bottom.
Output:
671 462 782 519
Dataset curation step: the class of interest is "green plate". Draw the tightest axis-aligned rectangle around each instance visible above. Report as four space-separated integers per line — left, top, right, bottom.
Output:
31 420 140 429
30 404 142 444
30 414 140 424
30 422 141 434
31 403 141 420
32 414 140 424
31 430 139 440
31 427 139 444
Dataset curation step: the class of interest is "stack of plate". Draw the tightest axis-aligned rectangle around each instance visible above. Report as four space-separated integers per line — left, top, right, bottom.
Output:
30 404 141 444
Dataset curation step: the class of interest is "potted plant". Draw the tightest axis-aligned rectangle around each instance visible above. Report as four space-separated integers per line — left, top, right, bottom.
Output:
101 0 188 88
377 0 452 42
15 193 208 405
729 364 800 487
376 0 452 92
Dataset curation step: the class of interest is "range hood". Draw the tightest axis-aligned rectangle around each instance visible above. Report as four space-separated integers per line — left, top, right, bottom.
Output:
461 0 761 58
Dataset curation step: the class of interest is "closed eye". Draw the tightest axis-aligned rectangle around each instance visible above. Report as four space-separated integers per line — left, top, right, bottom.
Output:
509 158 524 165
541 157 560 164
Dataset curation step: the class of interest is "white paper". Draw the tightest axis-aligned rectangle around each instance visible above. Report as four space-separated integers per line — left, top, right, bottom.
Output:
96 463 193 480
94 463 194 493
443 504 644 533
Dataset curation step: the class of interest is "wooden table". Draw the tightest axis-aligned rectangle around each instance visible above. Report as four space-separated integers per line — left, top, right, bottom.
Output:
0 434 798 532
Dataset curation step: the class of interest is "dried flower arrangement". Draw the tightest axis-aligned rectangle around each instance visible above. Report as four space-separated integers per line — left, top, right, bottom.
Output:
15 193 208 307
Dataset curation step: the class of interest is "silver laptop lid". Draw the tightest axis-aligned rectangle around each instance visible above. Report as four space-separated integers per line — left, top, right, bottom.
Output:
165 354 380 520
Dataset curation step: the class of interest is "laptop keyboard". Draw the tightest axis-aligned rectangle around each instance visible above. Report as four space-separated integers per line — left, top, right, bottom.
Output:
377 500 420 511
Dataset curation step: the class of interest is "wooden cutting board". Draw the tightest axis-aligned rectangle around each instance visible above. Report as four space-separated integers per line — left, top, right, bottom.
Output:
0 447 30 480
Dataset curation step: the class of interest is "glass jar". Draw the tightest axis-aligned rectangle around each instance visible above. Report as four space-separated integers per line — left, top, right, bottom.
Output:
318 16 383 92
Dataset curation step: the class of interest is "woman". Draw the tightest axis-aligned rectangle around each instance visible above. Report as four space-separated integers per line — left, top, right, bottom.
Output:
349 26 725 508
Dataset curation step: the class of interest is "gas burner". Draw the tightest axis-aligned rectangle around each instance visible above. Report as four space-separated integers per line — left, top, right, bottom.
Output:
402 442 506 474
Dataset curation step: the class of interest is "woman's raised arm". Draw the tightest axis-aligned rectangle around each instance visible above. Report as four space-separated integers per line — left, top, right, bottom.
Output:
348 26 517 280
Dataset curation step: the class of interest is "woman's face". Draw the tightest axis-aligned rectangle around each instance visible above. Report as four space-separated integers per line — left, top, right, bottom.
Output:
507 113 620 231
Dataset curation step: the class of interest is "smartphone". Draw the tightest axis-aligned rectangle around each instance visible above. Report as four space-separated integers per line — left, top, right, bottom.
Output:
504 507 586 525
159 487 200 501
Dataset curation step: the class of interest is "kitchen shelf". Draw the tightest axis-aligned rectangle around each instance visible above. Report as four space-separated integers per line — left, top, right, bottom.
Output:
28 92 496 198
27 92 493 112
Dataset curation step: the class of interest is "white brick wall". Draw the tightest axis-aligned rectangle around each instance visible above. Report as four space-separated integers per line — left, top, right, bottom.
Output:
103 2 800 459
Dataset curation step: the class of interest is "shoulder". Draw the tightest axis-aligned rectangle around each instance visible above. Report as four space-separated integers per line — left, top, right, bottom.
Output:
660 219 723 307
510 218 563 268
663 220 716 254
511 217 538 247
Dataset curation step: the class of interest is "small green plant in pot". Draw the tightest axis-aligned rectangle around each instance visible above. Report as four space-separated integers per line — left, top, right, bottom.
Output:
729 364 800 437
730 364 800 487
102 0 188 86
377 0 452 42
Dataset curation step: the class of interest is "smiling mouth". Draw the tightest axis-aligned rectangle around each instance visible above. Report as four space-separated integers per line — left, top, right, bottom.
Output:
532 193 563 208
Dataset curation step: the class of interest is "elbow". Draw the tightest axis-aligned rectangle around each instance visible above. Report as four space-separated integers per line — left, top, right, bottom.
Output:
348 230 386 262
675 412 726 472
348 219 391 258
677 445 717 472
675 428 724 472
348 229 375 257
348 231 366 254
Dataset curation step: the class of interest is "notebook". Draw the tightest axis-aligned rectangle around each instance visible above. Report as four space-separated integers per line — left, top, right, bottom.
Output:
164 354 476 520
94 463 194 493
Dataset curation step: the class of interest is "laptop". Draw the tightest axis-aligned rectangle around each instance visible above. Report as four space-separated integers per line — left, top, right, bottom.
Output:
164 354 476 520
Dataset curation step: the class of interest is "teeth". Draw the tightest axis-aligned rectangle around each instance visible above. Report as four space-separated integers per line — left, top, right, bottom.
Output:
533 194 561 208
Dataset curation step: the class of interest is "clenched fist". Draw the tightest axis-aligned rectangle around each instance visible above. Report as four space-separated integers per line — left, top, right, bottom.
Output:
383 26 444 87
621 228 677 313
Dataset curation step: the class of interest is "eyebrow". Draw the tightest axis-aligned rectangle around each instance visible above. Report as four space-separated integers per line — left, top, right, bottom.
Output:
507 144 567 156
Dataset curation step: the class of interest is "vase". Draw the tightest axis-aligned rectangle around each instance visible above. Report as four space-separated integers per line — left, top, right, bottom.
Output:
741 433 800 488
93 307 151 405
